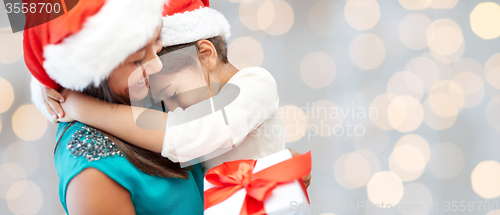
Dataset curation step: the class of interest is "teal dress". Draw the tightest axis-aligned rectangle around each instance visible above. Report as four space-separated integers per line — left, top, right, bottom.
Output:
54 122 204 214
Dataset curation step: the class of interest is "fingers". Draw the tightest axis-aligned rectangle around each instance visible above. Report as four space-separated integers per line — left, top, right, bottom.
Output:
302 174 312 188
45 88 65 103
43 97 59 122
46 97 65 118
41 86 65 118
288 148 300 157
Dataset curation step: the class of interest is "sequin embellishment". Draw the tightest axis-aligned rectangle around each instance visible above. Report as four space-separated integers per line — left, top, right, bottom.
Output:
67 126 123 162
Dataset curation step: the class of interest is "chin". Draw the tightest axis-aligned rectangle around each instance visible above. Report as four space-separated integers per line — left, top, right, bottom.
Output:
129 87 149 102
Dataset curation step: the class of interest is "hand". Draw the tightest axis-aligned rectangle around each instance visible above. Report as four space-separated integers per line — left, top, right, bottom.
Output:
39 83 65 122
58 88 85 122
288 149 312 188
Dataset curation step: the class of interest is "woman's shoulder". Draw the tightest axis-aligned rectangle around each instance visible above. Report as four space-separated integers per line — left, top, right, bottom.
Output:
55 122 123 163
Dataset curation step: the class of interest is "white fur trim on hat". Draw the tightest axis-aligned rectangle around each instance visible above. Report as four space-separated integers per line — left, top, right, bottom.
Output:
31 76 54 121
161 7 231 47
43 0 167 91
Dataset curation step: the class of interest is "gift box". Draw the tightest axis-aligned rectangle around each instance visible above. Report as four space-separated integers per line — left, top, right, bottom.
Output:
204 150 312 215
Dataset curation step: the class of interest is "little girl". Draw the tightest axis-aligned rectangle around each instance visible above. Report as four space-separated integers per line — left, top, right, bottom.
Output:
41 0 287 172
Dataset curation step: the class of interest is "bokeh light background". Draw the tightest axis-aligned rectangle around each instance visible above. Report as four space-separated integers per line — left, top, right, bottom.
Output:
1 0 500 214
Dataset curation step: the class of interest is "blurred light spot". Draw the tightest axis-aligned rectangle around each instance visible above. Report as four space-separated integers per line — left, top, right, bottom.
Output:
429 42 465 64
344 152 371 188
398 183 433 215
12 105 48 141
239 0 265 31
0 28 23 64
387 71 424 101
485 53 500 74
344 0 380 30
7 180 43 214
404 56 440 92
260 0 294 35
228 37 264 69
370 93 395 131
485 53 500 90
3 142 39 177
335 151 380 189
334 154 357 189
429 142 464 179
452 72 485 108
428 93 460 118
358 150 381 176
257 0 275 30
399 0 433 10
307 100 343 136
423 98 457 130
471 160 500 199
428 80 465 118
430 0 459 9
0 163 26 199
367 171 404 206
488 210 500 215
470 2 500 40
278 105 307 142
308 1 344 37
395 134 431 163
387 95 424 132
353 121 389 154
427 19 464 56
350 34 386 70
389 153 425 182
394 145 426 172
399 13 432 50
300 52 336 89
486 95 500 131
450 58 484 77
0 77 15 113
390 134 430 181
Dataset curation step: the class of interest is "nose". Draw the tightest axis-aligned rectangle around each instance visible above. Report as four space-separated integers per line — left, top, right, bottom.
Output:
143 56 162 76
143 44 163 76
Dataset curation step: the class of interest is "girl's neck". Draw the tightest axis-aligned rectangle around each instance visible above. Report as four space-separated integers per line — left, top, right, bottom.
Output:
209 63 239 95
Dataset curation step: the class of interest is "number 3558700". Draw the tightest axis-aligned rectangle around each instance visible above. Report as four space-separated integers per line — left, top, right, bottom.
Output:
5 3 62 14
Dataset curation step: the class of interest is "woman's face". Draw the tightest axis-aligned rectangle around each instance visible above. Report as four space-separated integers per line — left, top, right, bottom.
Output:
107 26 163 101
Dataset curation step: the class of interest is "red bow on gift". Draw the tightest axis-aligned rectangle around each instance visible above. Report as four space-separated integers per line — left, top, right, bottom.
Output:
204 151 312 215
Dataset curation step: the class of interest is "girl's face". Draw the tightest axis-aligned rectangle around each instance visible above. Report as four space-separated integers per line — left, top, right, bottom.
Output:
149 45 210 110
107 26 163 101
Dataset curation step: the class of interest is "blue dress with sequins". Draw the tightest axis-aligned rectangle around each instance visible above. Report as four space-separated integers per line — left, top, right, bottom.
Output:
54 122 204 214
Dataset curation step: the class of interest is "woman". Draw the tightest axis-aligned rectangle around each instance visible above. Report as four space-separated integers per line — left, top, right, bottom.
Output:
24 0 204 214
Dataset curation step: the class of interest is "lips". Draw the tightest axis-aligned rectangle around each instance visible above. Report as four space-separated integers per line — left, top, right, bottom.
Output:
133 77 149 88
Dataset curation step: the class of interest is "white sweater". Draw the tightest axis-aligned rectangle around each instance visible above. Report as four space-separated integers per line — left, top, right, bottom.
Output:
161 67 286 171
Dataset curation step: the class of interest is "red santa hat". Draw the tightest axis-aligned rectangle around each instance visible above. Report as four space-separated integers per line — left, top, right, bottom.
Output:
24 0 166 119
160 0 231 47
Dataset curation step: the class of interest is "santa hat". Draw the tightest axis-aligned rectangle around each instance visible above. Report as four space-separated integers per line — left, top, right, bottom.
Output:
24 0 166 119
160 0 231 47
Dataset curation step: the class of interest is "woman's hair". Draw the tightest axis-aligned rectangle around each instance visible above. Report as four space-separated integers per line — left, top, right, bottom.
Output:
81 82 190 179
75 36 229 179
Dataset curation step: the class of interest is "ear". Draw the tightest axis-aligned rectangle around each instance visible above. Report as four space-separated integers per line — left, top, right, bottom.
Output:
197 39 218 71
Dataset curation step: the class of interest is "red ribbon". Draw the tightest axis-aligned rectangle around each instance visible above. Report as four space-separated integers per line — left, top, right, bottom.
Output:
204 151 312 215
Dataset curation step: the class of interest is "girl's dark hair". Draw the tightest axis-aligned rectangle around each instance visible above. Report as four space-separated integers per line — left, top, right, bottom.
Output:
77 36 229 179
159 36 229 64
